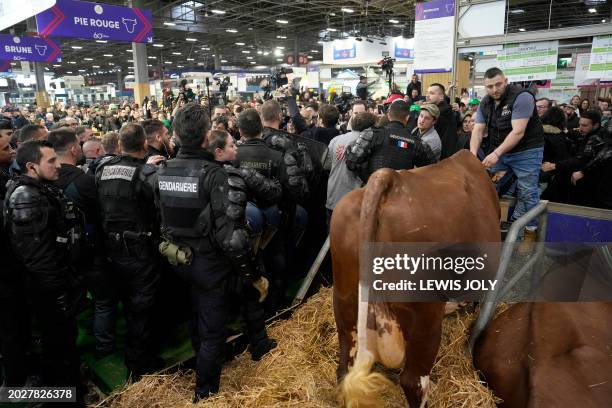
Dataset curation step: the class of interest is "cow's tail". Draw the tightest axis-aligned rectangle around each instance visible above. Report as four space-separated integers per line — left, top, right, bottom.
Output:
340 169 395 408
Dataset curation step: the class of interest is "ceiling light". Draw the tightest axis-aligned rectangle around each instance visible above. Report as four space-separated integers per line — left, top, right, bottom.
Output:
226 28 237 33
127 59 133 62
263 51 270 56
603 19 607 22
389 19 399 24
202 47 210 50
68 61 77 64
148 64 152 67
277 35 287 39
187 58 194 61
172 52 182 55
310 49 319 53
276 46 285 49
44 67 49 71
235 42 245 45
341 8 354 13
164 61 172 64
53 64 61 67
95 40 107 43
276 19 289 24
84 57 93 61
276 58 283 61
71 46 82 49
78 69 85 72
66 71 73 74
92 65 100 68
163 22 176 26
177 65 184 68
221 59 228 63
242 50 250 54
326 27 337 32
246 56 253 59
307 55 312 58
250 61 256 64
519 28 526 31
153 44 164 47
126 49 132 52
148 56 156 59
257 50 263 55
510 9 524 14
317 41 324 44
211 9 225 14
393 24 402 27
330 12 336 16
108 62 114 65
588 8 597 13
274 49 283 56
186 37 197 42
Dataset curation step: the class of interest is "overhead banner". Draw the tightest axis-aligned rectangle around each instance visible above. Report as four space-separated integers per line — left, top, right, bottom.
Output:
0 0 56 31
35 0 153 43
413 0 455 73
0 60 11 72
575 53 598 87
587 34 612 80
496 41 558 82
323 39 387 65
550 70 576 89
0 34 61 62
389 37 414 60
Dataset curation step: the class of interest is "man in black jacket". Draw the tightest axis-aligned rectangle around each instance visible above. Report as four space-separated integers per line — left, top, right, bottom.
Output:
346 100 435 182
288 95 340 146
153 103 274 401
4 140 82 392
142 119 174 160
406 73 422 97
426 82 458 159
95 124 161 378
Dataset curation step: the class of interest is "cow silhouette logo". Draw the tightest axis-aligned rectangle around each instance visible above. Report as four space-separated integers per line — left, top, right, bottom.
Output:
94 5 103 15
35 45 48 56
13 37 20 44
122 18 137 33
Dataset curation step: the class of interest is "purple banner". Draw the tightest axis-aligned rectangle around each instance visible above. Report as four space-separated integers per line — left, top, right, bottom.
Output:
36 0 153 43
415 0 455 21
0 61 12 72
0 34 61 63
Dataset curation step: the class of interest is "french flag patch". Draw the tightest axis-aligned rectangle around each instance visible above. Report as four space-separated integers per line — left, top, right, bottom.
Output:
397 140 409 149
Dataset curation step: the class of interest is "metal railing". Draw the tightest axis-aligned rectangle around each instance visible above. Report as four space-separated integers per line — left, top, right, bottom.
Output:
468 200 549 354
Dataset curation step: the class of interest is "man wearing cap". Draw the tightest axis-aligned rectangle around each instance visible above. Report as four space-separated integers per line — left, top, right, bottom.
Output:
356 75 378 101
471 67 544 247
562 103 579 131
413 104 442 161
345 100 436 182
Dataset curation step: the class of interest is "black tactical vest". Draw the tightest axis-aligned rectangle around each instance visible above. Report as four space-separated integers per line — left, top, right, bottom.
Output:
235 139 282 179
156 157 212 249
480 85 544 153
363 126 418 181
96 155 147 233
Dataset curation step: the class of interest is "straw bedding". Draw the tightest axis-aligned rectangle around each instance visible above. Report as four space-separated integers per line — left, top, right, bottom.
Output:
104 287 502 408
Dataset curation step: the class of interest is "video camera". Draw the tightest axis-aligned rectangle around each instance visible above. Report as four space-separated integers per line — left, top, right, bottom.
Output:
270 67 292 89
378 56 395 74
215 76 232 93
333 86 355 115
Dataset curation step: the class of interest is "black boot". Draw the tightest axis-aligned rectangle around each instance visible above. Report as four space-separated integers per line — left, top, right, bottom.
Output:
250 337 277 361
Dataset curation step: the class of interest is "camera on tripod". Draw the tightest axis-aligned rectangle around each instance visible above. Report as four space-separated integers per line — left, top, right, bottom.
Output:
378 56 395 74
270 67 292 89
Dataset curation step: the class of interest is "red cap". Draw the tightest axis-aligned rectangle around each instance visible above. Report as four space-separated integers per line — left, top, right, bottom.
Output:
384 93 404 105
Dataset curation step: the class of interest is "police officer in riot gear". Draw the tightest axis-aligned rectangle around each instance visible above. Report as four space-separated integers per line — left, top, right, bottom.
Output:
346 99 436 182
0 128 26 388
153 103 275 401
95 123 160 379
4 140 82 392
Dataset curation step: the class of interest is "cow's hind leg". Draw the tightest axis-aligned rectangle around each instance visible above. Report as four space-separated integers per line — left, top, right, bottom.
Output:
336 323 356 382
400 335 440 408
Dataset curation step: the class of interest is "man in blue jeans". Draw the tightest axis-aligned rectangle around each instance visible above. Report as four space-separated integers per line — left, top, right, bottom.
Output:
471 67 544 246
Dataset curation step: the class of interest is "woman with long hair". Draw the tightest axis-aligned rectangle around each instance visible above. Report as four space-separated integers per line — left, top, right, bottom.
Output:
579 98 590 116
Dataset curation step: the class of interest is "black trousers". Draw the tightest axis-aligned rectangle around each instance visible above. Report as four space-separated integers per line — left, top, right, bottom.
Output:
0 288 29 386
31 291 80 388
108 254 159 374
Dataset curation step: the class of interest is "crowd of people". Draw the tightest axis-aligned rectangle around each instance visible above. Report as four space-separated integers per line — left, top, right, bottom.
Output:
1 66 611 404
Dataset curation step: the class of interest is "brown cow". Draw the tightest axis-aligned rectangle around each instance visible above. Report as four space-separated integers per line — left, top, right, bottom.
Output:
331 150 500 407
474 302 612 408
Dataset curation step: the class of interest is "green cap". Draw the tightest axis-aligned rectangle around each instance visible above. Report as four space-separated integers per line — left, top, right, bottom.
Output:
469 98 480 105
409 104 421 112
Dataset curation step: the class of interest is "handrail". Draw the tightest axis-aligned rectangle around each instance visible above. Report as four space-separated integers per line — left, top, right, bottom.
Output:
468 200 549 354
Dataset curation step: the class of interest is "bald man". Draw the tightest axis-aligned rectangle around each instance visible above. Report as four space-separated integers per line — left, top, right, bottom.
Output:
82 139 105 169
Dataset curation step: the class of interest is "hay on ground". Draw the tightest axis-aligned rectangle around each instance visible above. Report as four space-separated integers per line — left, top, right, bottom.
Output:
103 288 502 407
